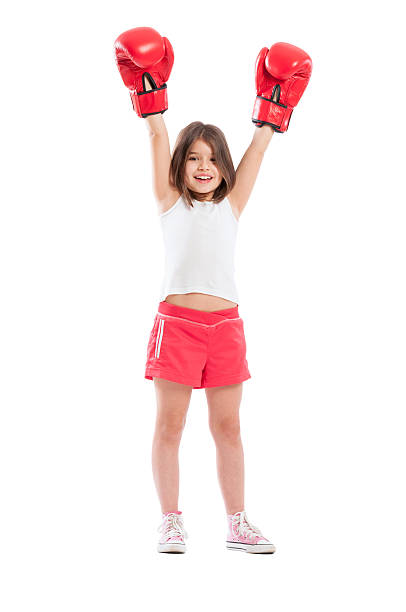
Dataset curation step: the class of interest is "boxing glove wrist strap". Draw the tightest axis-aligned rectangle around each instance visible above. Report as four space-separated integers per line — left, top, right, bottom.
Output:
130 84 168 118
252 95 292 133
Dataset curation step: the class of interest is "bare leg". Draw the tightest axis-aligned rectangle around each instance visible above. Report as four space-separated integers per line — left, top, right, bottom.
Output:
152 378 193 513
206 383 245 515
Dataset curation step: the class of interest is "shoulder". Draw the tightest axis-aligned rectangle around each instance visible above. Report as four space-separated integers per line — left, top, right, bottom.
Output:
226 193 241 222
157 189 182 215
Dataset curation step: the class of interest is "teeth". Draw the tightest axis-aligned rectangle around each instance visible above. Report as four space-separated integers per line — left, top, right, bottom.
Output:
196 176 212 180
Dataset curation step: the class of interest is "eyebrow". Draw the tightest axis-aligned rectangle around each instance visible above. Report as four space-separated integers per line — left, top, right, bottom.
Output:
189 152 215 155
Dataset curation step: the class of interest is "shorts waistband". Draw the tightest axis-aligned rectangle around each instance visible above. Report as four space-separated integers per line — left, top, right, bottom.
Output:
157 301 240 325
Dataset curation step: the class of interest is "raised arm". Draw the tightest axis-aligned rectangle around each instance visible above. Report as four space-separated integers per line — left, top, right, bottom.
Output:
229 41 312 218
229 125 274 216
114 27 178 210
145 113 179 209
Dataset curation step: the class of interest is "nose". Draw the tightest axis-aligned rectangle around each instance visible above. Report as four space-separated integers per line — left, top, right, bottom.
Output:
198 159 210 170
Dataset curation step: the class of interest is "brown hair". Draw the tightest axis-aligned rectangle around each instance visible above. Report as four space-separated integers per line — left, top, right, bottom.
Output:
169 122 236 208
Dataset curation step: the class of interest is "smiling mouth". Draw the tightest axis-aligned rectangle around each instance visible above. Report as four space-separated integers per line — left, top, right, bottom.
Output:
194 176 213 183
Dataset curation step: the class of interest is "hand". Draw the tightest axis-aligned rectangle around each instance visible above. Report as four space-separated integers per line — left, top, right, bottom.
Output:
114 27 174 117
252 42 312 132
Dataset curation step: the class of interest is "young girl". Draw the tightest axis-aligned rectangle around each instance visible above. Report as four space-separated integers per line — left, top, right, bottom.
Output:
114 27 312 554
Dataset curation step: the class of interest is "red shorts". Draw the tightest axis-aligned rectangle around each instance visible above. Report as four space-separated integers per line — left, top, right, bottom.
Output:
145 301 251 389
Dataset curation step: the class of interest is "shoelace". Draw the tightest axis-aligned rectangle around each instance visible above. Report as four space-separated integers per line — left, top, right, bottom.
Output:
158 513 188 540
231 511 264 541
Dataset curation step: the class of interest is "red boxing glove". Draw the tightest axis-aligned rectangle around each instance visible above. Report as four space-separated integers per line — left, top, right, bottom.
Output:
114 27 174 117
252 42 312 132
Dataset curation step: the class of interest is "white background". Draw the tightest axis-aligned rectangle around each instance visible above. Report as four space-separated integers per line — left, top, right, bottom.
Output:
1 0 405 610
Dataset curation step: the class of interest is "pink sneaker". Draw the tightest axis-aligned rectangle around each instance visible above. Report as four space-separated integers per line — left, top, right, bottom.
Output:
226 510 276 554
157 511 188 553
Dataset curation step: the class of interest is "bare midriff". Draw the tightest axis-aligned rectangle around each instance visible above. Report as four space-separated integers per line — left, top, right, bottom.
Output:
164 293 237 312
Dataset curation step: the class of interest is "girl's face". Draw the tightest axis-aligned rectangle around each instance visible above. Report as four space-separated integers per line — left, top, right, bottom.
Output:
184 139 222 199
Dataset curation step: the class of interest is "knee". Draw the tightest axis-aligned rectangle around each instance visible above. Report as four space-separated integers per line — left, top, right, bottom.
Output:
155 418 186 443
209 419 241 443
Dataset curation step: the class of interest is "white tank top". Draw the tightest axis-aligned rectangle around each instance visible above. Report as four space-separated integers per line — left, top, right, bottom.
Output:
158 195 239 304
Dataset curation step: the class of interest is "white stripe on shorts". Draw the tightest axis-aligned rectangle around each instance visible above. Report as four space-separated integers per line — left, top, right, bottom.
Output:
155 318 165 358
